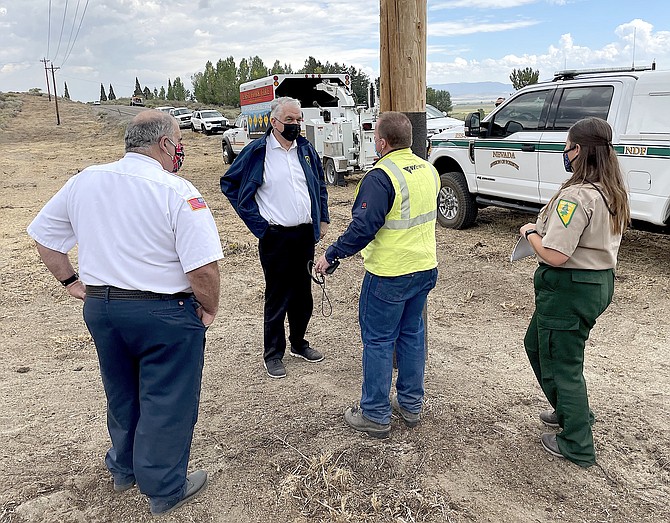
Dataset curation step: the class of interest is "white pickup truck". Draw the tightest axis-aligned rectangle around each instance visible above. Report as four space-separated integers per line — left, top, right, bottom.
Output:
429 65 670 230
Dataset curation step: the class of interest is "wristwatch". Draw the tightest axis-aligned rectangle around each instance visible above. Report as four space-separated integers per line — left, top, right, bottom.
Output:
60 273 79 286
524 229 539 240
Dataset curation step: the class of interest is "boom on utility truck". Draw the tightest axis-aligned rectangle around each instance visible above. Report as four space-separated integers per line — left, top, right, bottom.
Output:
222 74 378 185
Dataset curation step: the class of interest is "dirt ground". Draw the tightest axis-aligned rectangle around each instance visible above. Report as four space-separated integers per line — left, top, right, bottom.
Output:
1 94 669 523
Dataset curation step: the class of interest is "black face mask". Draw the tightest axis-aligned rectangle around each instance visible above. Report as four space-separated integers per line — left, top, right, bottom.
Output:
278 122 301 142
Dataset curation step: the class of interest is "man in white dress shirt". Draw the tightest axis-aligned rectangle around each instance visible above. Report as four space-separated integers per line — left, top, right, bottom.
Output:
27 110 223 516
221 97 330 379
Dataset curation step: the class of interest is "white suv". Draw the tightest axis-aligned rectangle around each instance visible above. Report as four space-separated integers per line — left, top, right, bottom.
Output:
170 107 192 129
429 66 670 230
190 110 229 135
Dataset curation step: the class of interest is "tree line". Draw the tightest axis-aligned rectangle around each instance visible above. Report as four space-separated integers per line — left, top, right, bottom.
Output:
81 60 539 112
191 55 374 108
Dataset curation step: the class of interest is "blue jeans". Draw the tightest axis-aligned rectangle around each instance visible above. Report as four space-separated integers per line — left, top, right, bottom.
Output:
359 268 438 424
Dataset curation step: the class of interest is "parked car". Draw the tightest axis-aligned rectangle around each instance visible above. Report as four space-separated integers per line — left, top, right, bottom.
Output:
130 96 144 107
190 110 229 135
170 107 193 129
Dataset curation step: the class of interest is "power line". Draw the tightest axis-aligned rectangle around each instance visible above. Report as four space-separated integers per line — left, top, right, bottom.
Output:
61 0 82 66
46 0 52 58
52 0 69 62
60 72 136 90
61 0 90 67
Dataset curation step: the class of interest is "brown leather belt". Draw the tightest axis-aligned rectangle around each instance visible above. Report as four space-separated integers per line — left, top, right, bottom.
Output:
85 286 193 301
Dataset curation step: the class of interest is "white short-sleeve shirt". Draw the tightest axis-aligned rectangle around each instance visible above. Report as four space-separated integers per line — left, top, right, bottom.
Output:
27 152 223 293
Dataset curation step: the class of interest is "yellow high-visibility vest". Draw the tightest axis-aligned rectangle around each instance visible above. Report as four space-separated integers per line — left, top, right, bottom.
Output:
358 148 440 276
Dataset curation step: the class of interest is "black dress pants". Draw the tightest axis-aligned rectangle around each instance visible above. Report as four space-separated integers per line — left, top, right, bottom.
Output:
258 224 315 361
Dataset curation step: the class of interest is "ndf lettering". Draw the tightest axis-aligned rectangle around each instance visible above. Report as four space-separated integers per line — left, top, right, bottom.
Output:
624 146 648 156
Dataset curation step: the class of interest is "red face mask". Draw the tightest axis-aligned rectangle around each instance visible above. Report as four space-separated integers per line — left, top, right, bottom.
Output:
167 139 185 173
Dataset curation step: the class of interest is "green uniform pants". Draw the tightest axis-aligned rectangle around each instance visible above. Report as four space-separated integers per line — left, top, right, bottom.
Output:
524 265 614 467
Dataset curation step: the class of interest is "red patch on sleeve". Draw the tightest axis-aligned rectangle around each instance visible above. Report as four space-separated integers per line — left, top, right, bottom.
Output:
361 202 367 209
188 197 207 211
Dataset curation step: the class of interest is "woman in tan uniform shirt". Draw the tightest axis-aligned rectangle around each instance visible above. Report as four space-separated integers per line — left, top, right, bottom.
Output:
519 117 630 467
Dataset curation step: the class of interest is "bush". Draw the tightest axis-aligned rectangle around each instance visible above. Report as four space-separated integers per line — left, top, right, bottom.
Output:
0 92 23 129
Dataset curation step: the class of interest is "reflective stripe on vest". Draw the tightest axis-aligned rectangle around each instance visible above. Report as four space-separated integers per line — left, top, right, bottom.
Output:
376 157 439 230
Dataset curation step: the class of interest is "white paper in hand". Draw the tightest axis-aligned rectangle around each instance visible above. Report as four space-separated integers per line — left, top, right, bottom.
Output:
510 236 536 262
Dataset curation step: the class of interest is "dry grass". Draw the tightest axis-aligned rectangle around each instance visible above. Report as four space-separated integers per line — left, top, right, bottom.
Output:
277 437 458 522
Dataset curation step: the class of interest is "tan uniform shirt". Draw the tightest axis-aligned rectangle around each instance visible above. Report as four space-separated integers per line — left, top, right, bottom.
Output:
535 183 622 270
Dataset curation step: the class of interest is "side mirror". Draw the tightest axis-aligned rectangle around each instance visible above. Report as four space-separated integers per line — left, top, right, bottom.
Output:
323 110 331 123
464 112 481 137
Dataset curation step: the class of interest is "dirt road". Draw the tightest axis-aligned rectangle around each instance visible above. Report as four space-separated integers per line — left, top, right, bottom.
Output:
1 94 669 523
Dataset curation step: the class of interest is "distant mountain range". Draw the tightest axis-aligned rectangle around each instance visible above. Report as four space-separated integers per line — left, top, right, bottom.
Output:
430 82 514 103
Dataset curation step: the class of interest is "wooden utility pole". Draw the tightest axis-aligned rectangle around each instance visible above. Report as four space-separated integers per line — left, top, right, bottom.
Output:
380 0 430 361
50 64 61 125
379 0 427 159
40 58 52 101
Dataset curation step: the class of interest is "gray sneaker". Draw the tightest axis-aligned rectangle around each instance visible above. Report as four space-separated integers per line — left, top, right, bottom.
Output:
539 410 560 428
289 346 324 362
344 405 390 438
150 470 208 515
540 433 564 459
264 358 286 379
391 395 421 428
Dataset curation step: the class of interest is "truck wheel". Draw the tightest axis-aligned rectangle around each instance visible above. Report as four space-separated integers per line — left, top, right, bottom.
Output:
324 158 341 186
202 125 210 136
437 172 477 229
191 123 197 132
222 141 236 165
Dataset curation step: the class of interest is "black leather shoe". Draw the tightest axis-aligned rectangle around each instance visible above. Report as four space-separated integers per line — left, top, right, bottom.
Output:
150 470 208 515
264 358 286 378
539 410 560 428
289 346 324 362
540 433 564 458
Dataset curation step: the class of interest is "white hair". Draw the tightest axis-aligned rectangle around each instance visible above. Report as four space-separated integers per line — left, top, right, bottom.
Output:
270 97 301 120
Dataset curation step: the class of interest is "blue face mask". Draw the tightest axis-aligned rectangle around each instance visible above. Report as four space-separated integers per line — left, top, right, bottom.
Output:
563 145 577 172
374 138 384 158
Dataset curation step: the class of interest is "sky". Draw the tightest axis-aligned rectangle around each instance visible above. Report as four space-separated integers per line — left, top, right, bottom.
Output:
1 0 669 103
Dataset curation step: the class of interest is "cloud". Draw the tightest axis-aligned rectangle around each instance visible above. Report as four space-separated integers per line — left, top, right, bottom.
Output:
0 62 32 74
429 19 540 36
431 0 538 9
427 17 669 85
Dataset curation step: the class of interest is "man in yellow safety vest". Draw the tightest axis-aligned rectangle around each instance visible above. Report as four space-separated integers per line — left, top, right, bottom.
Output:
315 111 440 438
